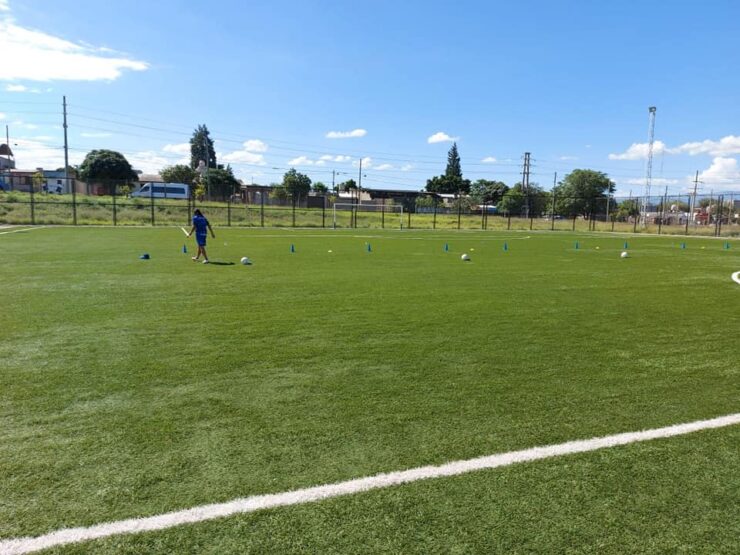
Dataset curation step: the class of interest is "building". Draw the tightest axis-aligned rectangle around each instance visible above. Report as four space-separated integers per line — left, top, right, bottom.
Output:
0 168 78 194
0 144 15 170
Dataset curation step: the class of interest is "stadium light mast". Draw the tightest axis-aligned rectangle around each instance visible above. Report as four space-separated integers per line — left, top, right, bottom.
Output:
641 106 657 226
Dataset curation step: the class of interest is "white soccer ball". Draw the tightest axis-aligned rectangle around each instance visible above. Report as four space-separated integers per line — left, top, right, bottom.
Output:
620 251 629 259
461 253 470 261
240 256 251 265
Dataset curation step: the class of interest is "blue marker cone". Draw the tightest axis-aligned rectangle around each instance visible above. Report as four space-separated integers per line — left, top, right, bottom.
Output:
367 243 372 252
182 244 187 254
290 244 295 253
680 242 686 249
444 243 449 252
724 242 730 250
623 241 628 249
575 241 579 250
503 242 508 252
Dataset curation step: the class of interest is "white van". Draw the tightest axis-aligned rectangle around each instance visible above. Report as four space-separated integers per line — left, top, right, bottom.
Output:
131 182 190 199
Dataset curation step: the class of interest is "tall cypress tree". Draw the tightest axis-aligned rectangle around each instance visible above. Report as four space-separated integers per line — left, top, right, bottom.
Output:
190 124 217 170
445 142 462 179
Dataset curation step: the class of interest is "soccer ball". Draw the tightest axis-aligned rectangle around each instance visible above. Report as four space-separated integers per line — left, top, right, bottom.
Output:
240 256 251 265
620 251 629 259
461 253 470 261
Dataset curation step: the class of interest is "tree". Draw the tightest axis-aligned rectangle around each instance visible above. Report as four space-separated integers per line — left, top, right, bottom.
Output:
78 149 138 194
339 179 357 192
312 182 328 193
190 124 217 170
204 166 240 200
269 183 289 202
160 164 197 185
615 199 640 221
425 142 471 195
552 169 614 218
32 170 45 193
498 183 549 216
282 168 311 202
470 179 509 205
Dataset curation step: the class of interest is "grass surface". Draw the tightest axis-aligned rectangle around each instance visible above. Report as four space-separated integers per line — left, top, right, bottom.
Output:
1 226 738 553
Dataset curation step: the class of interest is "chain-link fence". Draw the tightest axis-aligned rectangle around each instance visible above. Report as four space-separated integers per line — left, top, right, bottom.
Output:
0 178 737 237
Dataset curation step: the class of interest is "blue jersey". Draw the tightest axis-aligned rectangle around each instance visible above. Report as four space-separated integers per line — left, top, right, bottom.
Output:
193 214 209 235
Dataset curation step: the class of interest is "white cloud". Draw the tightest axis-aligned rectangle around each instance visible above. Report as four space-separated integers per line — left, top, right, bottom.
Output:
5 83 26 92
0 13 148 82
427 131 459 144
243 139 268 152
0 112 5 119
287 155 315 166
608 140 667 160
9 137 82 169
80 132 111 138
162 143 190 154
481 156 497 163
375 163 393 171
319 154 351 163
401 164 414 172
13 120 38 130
326 129 367 139
559 155 579 161
127 151 172 174
0 1 9 12
669 135 740 157
697 157 740 188
220 148 265 166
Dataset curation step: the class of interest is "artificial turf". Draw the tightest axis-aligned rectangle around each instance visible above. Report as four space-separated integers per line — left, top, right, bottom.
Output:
1 226 738 553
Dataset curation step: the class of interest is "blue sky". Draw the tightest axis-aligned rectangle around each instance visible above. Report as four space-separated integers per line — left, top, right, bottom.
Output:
1 0 739 196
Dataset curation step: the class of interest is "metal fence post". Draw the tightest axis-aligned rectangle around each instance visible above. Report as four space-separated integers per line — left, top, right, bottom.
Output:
30 179 35 225
381 205 385 229
292 196 296 227
322 195 326 228
407 210 411 230
227 198 232 227
716 195 724 236
112 182 117 226
551 191 556 231
150 187 155 226
71 177 77 225
260 193 265 227
432 202 437 229
457 199 461 230
572 215 576 231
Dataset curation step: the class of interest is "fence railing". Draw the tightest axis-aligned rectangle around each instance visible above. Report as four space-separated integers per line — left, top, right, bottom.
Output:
0 189 738 237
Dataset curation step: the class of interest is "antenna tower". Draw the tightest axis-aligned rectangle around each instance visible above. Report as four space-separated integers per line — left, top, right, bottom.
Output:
641 106 657 225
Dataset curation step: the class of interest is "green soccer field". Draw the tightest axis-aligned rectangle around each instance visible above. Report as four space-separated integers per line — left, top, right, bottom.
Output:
1 226 739 554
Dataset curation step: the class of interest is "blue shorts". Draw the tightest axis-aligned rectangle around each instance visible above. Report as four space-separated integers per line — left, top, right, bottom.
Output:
196 233 207 247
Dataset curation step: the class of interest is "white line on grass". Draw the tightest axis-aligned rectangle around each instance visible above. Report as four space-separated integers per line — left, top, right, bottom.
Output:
732 271 740 285
0 226 45 236
2 413 739 554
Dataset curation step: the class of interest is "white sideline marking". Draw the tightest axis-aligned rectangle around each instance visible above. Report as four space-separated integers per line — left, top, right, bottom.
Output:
732 271 740 285
0 226 44 236
2 413 739 554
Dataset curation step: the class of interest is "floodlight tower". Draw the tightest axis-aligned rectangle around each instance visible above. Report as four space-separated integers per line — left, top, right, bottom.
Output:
641 106 657 226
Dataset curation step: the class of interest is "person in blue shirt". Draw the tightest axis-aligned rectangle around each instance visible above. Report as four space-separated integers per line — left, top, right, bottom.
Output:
187 209 216 264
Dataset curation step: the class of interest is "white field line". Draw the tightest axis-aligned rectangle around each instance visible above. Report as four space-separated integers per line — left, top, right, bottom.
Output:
732 271 740 285
0 226 45 236
2 413 739 554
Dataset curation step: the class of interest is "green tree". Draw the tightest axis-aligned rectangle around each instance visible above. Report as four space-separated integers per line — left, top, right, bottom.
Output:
190 124 217 170
269 183 289 202
498 183 549 216
415 195 442 210
615 199 640 221
339 178 357 192
283 168 312 202
204 166 240 200
552 169 615 218
32 170 45 193
470 179 509 205
425 142 471 195
160 164 197 185
312 182 328 193
78 149 138 194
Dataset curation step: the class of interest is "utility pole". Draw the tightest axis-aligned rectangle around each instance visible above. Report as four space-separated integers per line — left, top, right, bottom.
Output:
63 96 75 224
641 106 657 226
690 170 702 223
521 152 531 218
356 158 363 227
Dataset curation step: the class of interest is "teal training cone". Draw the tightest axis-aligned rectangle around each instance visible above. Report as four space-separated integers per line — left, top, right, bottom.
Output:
367 243 372 252
724 242 730 250
575 241 579 250
623 241 628 249
290 244 295 253
182 244 187 254
503 242 508 251
444 243 449 252
680 242 686 249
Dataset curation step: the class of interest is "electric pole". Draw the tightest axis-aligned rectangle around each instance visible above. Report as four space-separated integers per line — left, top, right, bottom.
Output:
521 152 531 218
691 170 702 222
63 96 75 224
641 106 657 226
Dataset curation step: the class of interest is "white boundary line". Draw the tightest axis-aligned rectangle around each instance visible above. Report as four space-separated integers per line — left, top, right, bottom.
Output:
0 226 45 236
2 413 739 554
732 271 740 285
